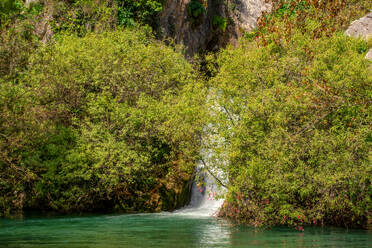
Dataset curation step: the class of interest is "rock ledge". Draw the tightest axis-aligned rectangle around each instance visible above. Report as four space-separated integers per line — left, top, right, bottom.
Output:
346 12 372 60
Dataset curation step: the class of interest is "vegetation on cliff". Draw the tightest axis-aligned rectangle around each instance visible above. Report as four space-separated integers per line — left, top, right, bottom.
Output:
0 0 371 230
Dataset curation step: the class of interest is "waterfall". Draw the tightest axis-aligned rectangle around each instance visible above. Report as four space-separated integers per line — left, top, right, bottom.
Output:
174 164 225 217
174 92 228 217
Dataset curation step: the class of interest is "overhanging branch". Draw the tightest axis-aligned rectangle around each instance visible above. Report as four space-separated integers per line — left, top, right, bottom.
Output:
200 158 227 188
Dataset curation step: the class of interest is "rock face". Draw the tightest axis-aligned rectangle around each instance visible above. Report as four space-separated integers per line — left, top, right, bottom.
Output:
24 0 271 55
345 12 372 38
233 0 272 31
25 0 38 5
159 0 271 56
366 49 372 60
34 11 53 43
346 12 372 60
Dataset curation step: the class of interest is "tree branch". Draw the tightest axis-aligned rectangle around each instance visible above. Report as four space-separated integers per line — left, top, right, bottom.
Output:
200 158 228 188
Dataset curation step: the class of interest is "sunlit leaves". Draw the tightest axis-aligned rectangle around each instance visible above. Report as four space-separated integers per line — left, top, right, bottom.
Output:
1 28 206 215
213 27 371 228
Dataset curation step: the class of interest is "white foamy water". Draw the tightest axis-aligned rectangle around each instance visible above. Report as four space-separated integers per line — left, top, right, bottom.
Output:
173 165 225 217
173 95 228 217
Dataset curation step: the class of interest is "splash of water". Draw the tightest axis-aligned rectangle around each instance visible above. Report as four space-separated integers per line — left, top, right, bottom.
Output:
173 165 224 217
174 95 228 217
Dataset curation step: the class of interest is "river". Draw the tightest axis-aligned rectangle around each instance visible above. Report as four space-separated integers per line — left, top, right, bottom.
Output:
1 167 371 247
0 212 371 247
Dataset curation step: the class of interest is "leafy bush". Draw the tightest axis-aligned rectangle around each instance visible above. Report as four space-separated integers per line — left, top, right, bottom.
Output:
0 28 206 215
212 26 372 228
0 14 40 80
212 15 227 32
187 0 206 27
117 0 163 28
50 0 117 36
253 0 372 44
0 0 22 26
48 0 163 36
0 79 41 216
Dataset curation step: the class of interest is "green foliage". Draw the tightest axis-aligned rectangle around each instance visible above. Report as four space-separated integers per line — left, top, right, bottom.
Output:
367 35 372 49
0 79 39 216
212 25 372 228
0 0 44 27
212 15 227 32
0 28 206 215
254 0 372 44
50 0 118 36
187 0 206 26
272 0 309 17
117 0 163 28
0 0 22 25
48 0 163 36
0 18 40 80
1 0 371 230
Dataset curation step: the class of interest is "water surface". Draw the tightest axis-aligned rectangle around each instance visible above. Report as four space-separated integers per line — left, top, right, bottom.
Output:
1 213 371 248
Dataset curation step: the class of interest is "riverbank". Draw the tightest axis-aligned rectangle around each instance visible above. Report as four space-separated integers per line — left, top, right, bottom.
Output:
1 213 371 247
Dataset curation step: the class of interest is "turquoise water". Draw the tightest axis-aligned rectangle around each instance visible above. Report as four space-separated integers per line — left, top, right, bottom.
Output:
0 213 371 248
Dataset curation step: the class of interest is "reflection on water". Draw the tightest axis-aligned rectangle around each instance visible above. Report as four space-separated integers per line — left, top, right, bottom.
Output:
0 213 371 248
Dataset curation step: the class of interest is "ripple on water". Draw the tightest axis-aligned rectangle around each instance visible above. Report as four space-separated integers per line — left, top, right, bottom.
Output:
0 214 371 248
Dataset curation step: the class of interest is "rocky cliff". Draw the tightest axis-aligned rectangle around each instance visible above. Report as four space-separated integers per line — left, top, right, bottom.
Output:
159 0 271 55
